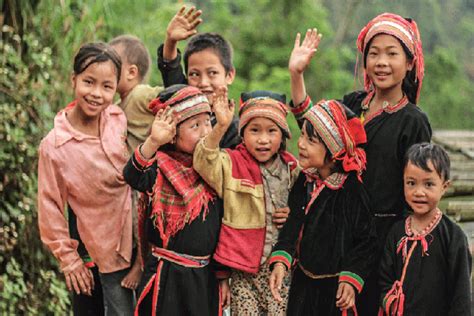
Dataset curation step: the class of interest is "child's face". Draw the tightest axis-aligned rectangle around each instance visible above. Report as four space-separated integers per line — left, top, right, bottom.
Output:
71 60 117 119
404 161 449 218
187 49 235 105
242 117 283 167
365 34 413 96
297 122 331 175
175 113 212 154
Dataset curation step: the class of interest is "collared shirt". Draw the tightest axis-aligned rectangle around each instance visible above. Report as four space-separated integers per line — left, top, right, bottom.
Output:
37 105 133 273
260 156 292 263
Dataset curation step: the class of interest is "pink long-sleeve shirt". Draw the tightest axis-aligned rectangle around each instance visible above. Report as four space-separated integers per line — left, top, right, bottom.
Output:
37 104 133 273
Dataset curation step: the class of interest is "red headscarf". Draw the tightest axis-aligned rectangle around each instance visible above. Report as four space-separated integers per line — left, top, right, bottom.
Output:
356 13 424 103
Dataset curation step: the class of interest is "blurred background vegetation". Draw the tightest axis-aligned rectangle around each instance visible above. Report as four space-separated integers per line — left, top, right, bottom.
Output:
1 0 473 313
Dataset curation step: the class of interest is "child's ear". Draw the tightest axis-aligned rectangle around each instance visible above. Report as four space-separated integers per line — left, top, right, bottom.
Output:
442 180 451 194
127 64 139 81
406 60 414 71
225 68 236 85
71 73 77 89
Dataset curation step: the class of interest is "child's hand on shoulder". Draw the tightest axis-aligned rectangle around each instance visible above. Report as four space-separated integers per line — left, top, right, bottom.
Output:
273 206 290 229
212 86 234 129
166 5 202 43
289 28 322 76
335 282 355 311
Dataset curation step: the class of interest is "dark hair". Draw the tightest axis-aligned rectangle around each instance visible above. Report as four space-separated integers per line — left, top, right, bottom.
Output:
73 42 122 83
404 143 450 181
109 35 151 81
363 35 418 104
184 33 234 74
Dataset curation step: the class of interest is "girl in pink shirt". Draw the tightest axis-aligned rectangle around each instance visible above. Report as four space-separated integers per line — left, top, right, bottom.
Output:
37 42 134 315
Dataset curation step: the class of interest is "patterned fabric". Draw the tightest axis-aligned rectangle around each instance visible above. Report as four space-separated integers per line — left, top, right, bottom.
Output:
303 100 367 180
356 13 424 103
148 85 211 124
231 263 289 315
239 97 291 138
150 151 215 247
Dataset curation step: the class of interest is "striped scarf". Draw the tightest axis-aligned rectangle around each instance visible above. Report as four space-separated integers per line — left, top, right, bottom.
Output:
148 151 215 247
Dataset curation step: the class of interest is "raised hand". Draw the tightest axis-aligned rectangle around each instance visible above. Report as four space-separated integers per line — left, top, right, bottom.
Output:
166 5 202 43
212 86 234 130
149 107 177 147
288 28 322 75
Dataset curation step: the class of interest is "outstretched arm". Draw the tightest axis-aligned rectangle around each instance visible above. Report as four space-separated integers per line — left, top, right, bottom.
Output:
289 28 322 106
204 87 234 149
163 5 202 61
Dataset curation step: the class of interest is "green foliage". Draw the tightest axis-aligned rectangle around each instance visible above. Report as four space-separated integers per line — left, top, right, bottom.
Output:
0 25 70 314
1 0 473 313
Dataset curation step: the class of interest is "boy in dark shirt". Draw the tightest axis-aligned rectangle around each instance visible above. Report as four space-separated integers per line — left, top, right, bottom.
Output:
157 5 240 149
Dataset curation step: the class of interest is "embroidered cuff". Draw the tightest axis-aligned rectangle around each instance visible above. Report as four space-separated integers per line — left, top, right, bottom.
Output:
269 250 293 270
289 95 312 120
132 145 154 170
339 271 364 293
82 256 96 268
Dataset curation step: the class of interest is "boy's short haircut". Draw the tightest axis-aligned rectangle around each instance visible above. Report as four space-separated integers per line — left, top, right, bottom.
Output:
183 33 234 74
109 35 151 81
404 142 451 181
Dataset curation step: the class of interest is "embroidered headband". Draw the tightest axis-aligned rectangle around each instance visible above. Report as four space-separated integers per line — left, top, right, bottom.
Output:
304 100 367 179
148 84 211 124
356 13 424 103
239 90 291 138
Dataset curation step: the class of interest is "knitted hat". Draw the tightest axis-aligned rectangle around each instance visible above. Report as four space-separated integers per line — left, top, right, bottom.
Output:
304 100 367 179
356 13 424 103
148 84 211 124
238 90 291 138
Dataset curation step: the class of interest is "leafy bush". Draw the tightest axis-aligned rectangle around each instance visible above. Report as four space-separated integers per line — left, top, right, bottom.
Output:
0 25 70 315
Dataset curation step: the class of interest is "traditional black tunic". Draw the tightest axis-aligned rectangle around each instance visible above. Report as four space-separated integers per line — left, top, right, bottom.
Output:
123 155 222 316
270 172 377 315
343 91 432 315
343 91 432 243
379 214 472 316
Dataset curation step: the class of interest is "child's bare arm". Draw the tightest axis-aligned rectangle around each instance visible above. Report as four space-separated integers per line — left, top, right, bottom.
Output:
141 107 176 158
163 5 202 61
289 29 322 106
204 87 234 149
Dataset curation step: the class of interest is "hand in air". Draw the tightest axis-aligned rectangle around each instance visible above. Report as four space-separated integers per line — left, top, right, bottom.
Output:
212 86 234 129
150 107 177 146
166 5 202 42
335 282 356 311
288 28 322 75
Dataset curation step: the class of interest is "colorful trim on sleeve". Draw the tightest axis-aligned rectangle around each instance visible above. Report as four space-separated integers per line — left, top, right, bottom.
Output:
82 256 96 268
132 145 154 170
289 95 313 121
268 250 293 270
339 271 364 293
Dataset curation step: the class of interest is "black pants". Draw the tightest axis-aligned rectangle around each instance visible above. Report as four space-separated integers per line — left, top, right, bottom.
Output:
72 265 104 316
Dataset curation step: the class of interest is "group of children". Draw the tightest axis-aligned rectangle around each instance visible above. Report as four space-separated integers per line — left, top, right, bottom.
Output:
37 6 472 316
